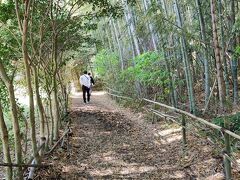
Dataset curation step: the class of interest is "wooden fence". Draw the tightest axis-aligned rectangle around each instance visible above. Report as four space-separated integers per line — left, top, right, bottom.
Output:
106 88 240 180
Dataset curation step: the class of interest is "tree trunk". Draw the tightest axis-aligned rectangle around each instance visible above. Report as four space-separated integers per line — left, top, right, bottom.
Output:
195 0 210 105
33 65 46 155
51 30 61 140
174 0 196 114
53 76 60 140
230 0 238 105
0 62 23 178
0 102 12 180
122 0 141 56
22 5 40 166
15 0 40 166
110 19 124 70
122 0 142 96
47 92 54 145
159 0 178 107
142 0 158 51
217 0 230 98
210 0 226 108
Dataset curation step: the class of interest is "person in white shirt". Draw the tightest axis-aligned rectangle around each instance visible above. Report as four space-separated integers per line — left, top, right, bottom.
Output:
80 71 91 103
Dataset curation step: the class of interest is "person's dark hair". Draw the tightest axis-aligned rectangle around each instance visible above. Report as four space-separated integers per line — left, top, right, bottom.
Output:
88 72 91 75
83 70 87 74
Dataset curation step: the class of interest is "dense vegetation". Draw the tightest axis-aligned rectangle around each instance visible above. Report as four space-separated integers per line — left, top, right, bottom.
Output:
0 0 122 179
95 0 240 116
0 0 240 179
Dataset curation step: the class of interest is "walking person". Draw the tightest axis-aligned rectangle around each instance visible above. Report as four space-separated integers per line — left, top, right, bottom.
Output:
80 71 91 103
88 72 95 95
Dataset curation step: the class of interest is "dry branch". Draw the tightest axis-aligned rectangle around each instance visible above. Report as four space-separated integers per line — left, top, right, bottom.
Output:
0 163 50 168
46 128 70 155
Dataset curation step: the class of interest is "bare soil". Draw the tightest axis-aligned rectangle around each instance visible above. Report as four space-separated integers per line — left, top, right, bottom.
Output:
34 91 239 179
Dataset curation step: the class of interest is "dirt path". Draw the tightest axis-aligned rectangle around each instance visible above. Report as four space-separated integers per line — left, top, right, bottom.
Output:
36 91 226 179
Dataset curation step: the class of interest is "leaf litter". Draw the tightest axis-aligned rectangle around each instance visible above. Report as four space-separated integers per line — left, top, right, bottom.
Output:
35 92 240 179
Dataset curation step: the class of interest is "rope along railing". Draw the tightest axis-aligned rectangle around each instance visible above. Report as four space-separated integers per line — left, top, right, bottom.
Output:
106 87 240 180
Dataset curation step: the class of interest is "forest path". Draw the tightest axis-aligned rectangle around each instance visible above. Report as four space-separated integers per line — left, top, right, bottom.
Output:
37 91 223 179
63 91 185 179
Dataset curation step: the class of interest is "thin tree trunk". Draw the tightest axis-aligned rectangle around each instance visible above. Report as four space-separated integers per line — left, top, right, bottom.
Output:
174 0 196 114
53 76 60 140
22 4 40 165
122 0 143 96
109 20 118 52
0 102 12 180
196 0 210 105
142 0 158 51
0 62 23 178
218 0 230 98
110 19 124 70
230 0 238 105
210 0 226 108
44 103 50 151
123 0 141 56
33 65 45 155
51 31 61 140
105 24 113 52
159 0 178 107
162 47 177 107
48 93 54 145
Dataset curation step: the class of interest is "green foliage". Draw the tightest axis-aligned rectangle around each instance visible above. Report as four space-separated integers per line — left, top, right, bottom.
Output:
94 50 170 98
132 52 169 88
213 113 240 134
0 82 9 110
0 2 15 22
211 114 240 149
94 49 119 79
235 46 240 57
0 2 20 75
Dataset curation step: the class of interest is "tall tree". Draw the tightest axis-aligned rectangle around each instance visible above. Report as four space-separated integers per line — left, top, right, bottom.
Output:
230 0 238 105
174 0 196 114
195 0 210 105
15 0 40 164
210 0 226 108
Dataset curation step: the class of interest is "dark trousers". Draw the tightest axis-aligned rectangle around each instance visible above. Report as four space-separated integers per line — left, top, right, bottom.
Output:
82 85 90 103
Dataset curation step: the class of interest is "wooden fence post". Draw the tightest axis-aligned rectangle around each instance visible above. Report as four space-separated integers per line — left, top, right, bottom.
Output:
223 117 232 180
152 94 157 123
182 114 187 149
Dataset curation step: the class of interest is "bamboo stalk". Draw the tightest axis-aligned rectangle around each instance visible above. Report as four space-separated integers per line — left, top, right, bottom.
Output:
223 117 232 180
182 114 187 148
151 94 157 123
203 78 217 114
223 153 240 171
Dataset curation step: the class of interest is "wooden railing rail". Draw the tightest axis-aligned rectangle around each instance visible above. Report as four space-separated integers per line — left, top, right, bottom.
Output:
143 98 240 141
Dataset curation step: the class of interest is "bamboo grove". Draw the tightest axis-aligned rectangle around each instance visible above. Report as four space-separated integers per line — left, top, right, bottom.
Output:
0 0 122 179
95 0 240 115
